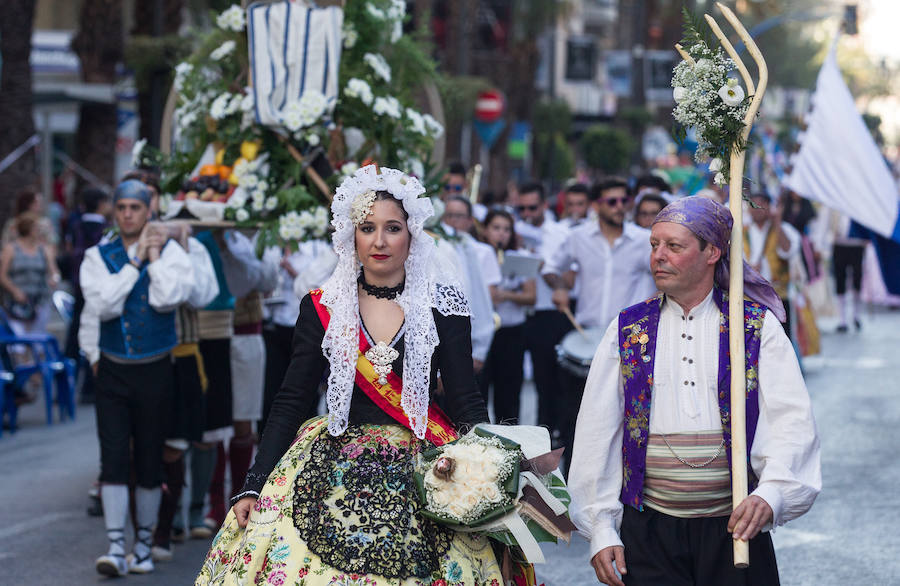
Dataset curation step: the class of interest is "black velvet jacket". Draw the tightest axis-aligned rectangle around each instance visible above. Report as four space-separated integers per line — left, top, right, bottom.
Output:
239 293 489 497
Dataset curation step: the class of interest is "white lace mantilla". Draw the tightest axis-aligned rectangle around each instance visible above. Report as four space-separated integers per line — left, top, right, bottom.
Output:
320 165 469 439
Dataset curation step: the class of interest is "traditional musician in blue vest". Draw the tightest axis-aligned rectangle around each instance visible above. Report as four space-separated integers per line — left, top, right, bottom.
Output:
79 179 196 577
569 196 820 585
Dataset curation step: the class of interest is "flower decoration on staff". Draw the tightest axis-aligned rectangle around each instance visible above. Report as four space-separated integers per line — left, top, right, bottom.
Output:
414 426 576 566
671 9 751 187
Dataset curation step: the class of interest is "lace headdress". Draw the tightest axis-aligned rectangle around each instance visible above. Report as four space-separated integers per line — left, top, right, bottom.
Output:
320 164 469 439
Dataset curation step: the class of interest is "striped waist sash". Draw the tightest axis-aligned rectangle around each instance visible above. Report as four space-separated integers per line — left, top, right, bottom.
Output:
643 431 731 518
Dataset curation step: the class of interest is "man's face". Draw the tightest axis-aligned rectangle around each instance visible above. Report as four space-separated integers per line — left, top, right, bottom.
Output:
564 192 590 220
442 173 466 201
595 186 628 228
443 200 473 233
650 222 720 299
749 196 770 225
114 198 151 239
635 199 665 229
516 191 545 226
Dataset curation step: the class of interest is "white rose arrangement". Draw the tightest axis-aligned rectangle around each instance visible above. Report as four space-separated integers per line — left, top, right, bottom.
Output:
418 434 518 525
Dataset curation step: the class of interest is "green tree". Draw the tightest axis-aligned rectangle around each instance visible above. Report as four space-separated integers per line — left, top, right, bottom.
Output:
579 125 635 176
532 99 574 183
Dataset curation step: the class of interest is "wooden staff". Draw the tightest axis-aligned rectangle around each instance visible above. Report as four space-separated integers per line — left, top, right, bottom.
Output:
469 163 483 206
700 2 768 568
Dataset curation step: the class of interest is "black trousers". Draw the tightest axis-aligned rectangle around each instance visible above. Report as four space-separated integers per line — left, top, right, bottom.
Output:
833 243 865 295
168 352 206 443
620 506 780 586
95 355 173 487
524 310 573 433
780 297 792 342
200 338 232 432
479 324 526 424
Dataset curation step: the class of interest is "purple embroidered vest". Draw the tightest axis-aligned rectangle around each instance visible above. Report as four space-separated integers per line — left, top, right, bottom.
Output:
617 288 766 511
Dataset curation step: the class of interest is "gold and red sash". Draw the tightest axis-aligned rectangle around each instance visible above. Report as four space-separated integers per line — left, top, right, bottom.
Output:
309 289 457 446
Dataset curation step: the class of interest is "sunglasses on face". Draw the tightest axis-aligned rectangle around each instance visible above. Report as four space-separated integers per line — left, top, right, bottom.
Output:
601 197 628 207
444 184 464 192
516 204 541 213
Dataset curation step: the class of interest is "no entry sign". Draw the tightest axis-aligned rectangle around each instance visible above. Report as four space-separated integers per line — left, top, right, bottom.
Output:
475 89 505 123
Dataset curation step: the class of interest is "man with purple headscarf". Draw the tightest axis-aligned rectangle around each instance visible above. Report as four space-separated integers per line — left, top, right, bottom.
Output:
569 197 820 585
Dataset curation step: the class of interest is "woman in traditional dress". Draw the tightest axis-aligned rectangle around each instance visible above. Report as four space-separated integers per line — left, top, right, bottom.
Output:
196 165 503 586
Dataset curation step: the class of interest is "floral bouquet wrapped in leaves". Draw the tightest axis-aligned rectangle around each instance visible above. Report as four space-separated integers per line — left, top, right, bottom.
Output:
414 425 575 567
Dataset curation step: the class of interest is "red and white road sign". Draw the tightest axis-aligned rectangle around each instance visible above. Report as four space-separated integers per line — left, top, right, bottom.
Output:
475 89 505 123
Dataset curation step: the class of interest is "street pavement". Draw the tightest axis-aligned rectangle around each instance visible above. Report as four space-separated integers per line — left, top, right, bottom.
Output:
2 307 899 585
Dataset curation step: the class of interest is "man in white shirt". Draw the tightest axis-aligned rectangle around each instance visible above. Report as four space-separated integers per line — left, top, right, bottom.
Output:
80 180 196 576
542 178 656 469
569 196 820 586
744 192 801 340
441 196 501 375
512 183 570 439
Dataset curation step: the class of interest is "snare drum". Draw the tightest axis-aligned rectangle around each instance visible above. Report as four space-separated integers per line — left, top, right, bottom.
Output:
555 328 605 379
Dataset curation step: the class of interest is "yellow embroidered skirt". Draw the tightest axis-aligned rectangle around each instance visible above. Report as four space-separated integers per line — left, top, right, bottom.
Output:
196 417 503 586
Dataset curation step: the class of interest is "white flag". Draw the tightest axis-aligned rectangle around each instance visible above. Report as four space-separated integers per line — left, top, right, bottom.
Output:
784 44 899 242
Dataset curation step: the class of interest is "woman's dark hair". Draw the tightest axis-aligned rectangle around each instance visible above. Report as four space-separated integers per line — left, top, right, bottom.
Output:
14 212 39 239
15 188 40 216
482 209 517 251
373 190 409 220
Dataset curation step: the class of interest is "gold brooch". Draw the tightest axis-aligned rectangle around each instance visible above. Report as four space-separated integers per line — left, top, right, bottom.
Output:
351 190 377 225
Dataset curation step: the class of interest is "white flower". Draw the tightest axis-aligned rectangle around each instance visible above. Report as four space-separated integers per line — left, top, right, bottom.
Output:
282 91 328 131
232 159 250 178
256 180 268 193
239 173 259 189
366 4 386 20
228 194 246 209
694 58 711 72
422 113 444 138
210 40 236 61
173 62 192 91
341 162 359 176
708 157 723 172
406 108 427 135
240 92 255 112
718 80 745 107
673 86 687 103
265 196 278 211
387 0 406 20
342 23 358 48
209 93 233 120
306 133 320 147
408 158 425 178
714 172 726 186
373 96 401 119
344 78 374 106
235 208 250 222
363 53 392 83
216 5 245 32
131 138 147 166
252 199 264 212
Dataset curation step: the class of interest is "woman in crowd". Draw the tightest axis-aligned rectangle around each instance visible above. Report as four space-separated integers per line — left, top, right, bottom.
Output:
478 209 535 424
0 212 59 335
196 165 502 585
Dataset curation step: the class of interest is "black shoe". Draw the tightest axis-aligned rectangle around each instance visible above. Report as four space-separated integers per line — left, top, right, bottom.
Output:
836 324 848 333
854 319 862 331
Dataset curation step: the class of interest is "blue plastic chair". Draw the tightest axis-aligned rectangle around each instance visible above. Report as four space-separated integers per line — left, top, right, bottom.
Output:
0 309 77 427
0 368 16 437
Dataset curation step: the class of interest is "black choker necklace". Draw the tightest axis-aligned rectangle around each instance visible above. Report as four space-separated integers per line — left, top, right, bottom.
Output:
358 273 405 300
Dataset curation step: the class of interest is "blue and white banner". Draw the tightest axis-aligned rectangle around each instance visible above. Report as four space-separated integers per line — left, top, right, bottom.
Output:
784 44 900 243
248 1 343 128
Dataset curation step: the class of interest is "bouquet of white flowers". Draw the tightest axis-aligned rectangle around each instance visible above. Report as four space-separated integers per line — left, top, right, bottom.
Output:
414 425 575 566
671 9 750 186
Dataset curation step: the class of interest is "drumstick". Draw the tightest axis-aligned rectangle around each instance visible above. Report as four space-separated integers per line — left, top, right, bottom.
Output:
560 306 589 340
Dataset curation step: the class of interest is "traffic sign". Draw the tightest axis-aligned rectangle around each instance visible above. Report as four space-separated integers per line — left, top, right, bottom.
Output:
475 89 505 123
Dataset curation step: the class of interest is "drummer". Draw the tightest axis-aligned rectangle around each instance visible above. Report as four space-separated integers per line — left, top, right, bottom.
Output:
542 177 655 474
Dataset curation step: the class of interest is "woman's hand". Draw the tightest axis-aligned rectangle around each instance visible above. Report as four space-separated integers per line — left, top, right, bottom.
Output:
11 288 27 304
233 496 257 528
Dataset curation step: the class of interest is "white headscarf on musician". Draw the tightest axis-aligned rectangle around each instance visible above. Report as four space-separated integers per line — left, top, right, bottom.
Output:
320 164 469 440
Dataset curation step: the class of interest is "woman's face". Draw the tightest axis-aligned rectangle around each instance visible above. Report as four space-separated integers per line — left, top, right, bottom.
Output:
485 216 512 249
355 198 411 280
29 194 44 214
